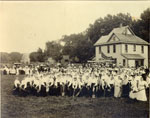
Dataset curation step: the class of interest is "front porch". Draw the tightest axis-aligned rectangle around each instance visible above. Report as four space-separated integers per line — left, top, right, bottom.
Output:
121 54 145 68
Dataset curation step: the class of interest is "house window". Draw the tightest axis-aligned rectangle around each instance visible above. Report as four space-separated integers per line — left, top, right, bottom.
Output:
99 46 101 54
113 45 116 53
123 59 126 66
133 45 136 51
125 44 128 53
107 45 110 53
141 45 144 53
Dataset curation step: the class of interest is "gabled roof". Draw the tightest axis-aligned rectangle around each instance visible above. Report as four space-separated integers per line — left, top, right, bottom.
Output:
94 25 149 46
110 26 135 35
115 33 148 44
94 35 109 44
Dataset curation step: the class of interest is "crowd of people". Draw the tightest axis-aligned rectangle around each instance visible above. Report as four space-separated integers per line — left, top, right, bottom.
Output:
1 64 50 75
12 63 150 101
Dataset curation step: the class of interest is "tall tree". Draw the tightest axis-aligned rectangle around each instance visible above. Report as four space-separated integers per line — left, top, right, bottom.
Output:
132 8 150 42
29 48 45 62
1 52 11 63
60 33 94 62
86 13 133 44
29 52 39 62
37 48 45 62
44 41 62 61
9 52 22 63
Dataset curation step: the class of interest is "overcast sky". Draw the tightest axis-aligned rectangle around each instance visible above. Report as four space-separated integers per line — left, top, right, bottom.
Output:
0 1 149 53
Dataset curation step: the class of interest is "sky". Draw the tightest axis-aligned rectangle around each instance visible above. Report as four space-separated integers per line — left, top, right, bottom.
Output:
0 1 150 53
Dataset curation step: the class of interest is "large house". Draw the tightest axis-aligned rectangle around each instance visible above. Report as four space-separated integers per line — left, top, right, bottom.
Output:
94 25 149 67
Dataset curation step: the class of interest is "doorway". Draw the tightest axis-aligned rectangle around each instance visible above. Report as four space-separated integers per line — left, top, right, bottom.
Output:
135 60 139 68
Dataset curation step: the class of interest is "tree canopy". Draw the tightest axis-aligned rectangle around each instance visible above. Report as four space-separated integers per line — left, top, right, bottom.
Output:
86 13 133 44
132 8 150 43
26 8 149 63
1 52 22 63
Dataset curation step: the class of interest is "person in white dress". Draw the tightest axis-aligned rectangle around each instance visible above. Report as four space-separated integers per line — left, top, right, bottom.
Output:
146 73 150 85
13 77 21 95
129 75 138 100
14 78 20 89
136 75 148 101
114 75 122 98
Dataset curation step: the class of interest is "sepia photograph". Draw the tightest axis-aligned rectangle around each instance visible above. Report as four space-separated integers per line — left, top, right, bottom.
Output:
0 1 150 118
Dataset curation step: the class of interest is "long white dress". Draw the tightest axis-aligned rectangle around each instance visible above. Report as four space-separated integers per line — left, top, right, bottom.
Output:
129 77 138 99
136 80 148 101
146 74 150 85
114 76 122 98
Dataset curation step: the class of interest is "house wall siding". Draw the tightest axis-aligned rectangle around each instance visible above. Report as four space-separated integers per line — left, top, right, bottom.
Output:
122 44 148 66
95 44 148 67
95 46 99 61
96 44 125 66
128 60 135 67
143 46 148 66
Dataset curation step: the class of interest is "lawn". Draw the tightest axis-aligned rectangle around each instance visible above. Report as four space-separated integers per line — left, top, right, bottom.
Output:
1 75 149 118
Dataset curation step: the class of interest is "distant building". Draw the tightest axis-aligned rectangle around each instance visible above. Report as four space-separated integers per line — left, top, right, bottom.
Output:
61 55 70 64
62 55 70 62
94 25 149 67
21 53 30 64
47 57 56 64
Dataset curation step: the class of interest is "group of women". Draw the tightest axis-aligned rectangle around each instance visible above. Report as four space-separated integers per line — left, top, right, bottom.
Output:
13 64 150 101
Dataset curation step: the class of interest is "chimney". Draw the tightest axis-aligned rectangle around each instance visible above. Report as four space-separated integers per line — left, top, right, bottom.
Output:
120 23 123 28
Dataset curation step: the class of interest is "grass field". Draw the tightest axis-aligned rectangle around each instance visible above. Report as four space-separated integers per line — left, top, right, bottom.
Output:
1 75 149 118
